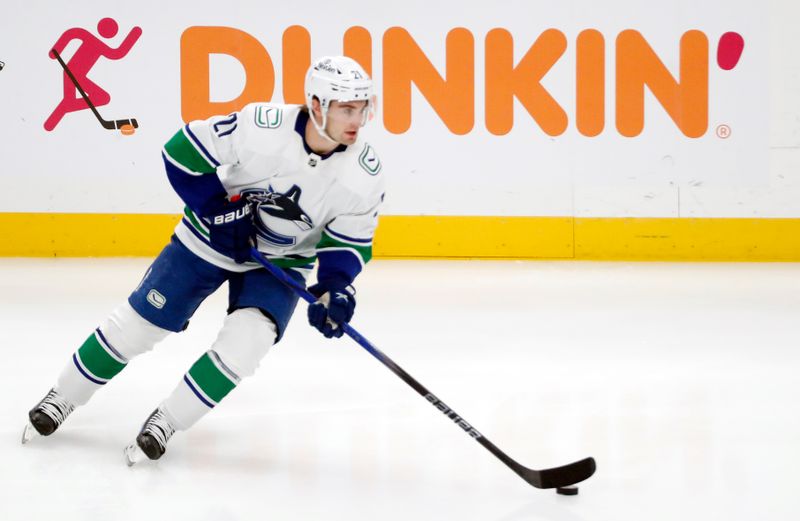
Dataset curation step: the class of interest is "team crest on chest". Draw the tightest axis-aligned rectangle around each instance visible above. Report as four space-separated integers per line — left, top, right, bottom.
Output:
358 143 381 175
242 186 313 248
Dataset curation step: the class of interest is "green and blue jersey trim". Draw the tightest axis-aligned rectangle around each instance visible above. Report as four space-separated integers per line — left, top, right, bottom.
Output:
163 128 217 174
183 206 210 238
183 125 221 167
179 212 316 270
316 230 372 265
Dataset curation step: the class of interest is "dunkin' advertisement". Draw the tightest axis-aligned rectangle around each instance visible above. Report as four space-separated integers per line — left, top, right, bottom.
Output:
0 0 787 219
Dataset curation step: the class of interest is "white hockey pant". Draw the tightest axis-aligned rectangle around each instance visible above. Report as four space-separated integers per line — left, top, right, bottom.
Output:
160 307 277 431
55 302 171 406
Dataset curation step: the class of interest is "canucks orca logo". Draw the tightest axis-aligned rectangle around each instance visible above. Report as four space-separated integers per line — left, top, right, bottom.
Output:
242 186 313 247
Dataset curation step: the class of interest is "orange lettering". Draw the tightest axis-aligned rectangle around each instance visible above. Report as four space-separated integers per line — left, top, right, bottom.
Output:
383 27 474 135
616 30 709 138
180 27 274 122
179 26 715 138
282 26 310 104
344 26 372 77
283 26 372 105
576 29 605 137
485 28 568 136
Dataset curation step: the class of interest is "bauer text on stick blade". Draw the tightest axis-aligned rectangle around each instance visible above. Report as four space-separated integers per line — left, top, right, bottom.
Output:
249 247 596 490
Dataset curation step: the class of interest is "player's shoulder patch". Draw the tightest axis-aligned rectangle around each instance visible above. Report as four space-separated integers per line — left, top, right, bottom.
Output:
253 104 284 129
357 142 382 176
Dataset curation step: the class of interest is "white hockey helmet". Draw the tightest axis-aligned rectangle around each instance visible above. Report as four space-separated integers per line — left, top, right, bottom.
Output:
305 56 374 142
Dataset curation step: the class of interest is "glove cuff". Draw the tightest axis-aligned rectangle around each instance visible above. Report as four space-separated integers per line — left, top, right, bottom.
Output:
308 276 354 299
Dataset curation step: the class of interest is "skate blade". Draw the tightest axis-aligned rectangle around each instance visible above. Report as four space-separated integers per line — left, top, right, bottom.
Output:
123 442 148 467
21 422 39 445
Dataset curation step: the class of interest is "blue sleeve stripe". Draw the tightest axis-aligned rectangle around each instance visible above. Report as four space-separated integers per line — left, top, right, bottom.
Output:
324 225 373 245
163 152 226 214
184 124 221 167
316 249 363 285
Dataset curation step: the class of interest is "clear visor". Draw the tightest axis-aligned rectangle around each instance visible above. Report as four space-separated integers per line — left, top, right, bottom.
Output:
314 96 375 141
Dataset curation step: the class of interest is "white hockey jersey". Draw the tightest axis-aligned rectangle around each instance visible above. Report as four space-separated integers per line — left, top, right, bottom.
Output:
160 103 384 282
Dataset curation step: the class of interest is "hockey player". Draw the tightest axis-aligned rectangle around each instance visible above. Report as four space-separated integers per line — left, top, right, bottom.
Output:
22 56 384 464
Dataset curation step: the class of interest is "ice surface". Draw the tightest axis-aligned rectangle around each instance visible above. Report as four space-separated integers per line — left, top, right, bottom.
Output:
2 258 799 521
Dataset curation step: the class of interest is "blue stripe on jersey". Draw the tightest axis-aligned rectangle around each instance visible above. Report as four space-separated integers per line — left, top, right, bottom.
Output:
317 249 363 286
164 153 227 215
255 222 296 247
324 225 373 244
182 216 237 261
184 375 215 408
182 216 213 244
184 124 221 167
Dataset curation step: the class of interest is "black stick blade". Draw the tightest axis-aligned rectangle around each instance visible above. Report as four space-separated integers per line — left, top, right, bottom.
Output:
519 457 596 489
114 118 138 129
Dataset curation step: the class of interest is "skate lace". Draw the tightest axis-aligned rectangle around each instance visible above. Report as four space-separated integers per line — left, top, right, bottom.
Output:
40 389 75 426
142 409 176 450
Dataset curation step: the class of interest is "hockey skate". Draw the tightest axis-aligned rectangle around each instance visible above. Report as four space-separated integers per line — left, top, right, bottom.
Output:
22 388 76 444
124 408 176 466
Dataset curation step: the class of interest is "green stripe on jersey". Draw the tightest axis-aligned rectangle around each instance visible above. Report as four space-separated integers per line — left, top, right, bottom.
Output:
187 352 237 404
76 332 127 381
164 129 216 174
316 231 372 264
270 256 316 268
184 206 210 238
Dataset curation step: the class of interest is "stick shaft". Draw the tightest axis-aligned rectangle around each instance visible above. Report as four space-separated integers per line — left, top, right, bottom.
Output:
251 248 527 476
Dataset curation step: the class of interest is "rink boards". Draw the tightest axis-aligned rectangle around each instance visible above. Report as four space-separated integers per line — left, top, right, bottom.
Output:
3 213 800 261
1 1 799 260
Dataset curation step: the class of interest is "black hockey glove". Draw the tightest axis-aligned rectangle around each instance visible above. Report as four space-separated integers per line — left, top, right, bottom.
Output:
203 195 254 264
307 281 356 338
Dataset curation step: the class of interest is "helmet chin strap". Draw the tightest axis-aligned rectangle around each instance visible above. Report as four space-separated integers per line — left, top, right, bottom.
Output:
310 105 338 144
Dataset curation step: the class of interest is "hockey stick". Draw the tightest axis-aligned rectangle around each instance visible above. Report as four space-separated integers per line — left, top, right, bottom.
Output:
50 48 138 130
251 247 596 490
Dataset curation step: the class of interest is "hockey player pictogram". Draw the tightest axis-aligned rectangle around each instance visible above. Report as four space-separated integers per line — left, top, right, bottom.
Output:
44 18 141 133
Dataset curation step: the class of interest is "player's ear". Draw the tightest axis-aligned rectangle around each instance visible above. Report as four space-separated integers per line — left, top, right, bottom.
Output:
311 97 322 117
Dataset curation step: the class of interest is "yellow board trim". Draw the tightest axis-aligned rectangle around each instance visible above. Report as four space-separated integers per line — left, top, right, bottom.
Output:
373 216 574 259
0 213 181 257
2 212 800 261
574 217 800 261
